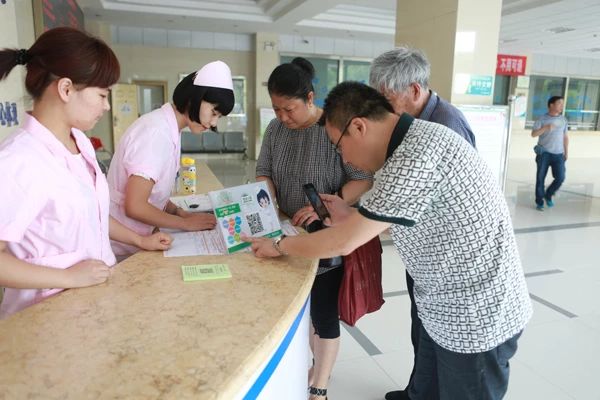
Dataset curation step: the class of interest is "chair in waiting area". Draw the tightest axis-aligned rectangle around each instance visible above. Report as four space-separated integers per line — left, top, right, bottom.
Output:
202 131 224 153
223 131 245 150
223 131 247 157
179 130 247 157
181 131 203 152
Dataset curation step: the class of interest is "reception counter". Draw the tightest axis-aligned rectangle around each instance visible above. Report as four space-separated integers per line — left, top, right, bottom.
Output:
0 162 317 399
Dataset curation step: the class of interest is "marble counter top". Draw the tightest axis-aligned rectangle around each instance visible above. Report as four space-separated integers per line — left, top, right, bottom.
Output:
0 162 317 399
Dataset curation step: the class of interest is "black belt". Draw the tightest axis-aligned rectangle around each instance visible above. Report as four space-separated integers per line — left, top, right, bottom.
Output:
318 256 343 268
305 220 343 268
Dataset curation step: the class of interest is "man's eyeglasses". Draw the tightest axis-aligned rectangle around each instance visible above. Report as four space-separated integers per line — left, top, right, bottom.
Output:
334 116 355 154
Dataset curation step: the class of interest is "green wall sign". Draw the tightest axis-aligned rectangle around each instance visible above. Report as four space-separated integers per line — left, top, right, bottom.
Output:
467 75 494 96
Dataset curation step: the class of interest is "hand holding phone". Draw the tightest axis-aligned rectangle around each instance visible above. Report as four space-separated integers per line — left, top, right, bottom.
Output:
302 183 330 222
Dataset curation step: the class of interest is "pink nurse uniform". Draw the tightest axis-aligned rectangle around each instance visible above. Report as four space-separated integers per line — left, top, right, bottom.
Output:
107 103 180 255
0 114 116 318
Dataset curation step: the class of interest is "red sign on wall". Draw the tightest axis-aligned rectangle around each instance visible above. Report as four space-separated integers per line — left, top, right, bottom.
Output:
496 54 527 76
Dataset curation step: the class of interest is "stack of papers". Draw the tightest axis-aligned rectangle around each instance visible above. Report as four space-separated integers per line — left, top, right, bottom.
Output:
164 229 226 257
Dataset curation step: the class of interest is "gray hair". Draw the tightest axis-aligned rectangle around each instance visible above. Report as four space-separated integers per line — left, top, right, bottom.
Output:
369 46 431 94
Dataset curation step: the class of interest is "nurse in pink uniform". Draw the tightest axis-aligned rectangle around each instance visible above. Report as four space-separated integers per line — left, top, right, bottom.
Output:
0 28 172 319
107 61 235 255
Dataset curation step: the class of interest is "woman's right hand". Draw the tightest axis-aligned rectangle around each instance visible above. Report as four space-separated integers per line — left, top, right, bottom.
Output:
291 205 320 227
180 212 217 231
66 259 111 288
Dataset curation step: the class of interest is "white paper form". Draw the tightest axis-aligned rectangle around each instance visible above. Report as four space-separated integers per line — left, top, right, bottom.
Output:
280 220 299 236
163 220 297 258
164 229 227 257
170 194 213 212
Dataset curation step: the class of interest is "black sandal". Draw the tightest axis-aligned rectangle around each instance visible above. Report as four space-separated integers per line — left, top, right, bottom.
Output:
308 386 327 399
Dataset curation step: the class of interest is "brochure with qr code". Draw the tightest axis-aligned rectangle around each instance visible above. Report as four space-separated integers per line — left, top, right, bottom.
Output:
181 264 231 281
208 181 282 254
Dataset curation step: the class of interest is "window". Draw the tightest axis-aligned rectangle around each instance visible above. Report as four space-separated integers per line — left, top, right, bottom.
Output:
493 75 511 105
343 60 371 84
565 78 600 130
281 56 339 107
526 76 566 128
280 56 372 107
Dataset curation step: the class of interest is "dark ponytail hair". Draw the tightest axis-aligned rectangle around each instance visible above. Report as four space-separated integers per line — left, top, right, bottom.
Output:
0 27 120 99
268 57 315 101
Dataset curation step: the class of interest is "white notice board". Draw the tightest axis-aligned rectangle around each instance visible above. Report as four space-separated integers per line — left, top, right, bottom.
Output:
457 105 511 191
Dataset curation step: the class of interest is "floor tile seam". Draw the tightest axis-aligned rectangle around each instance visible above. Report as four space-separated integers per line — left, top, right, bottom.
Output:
370 354 407 388
506 178 600 199
524 269 564 278
341 323 383 356
529 293 578 318
510 358 577 400
514 221 600 234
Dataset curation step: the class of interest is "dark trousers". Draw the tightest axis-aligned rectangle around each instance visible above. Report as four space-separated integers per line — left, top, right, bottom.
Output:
405 272 421 390
310 266 344 339
407 324 521 400
535 152 566 206
405 272 521 399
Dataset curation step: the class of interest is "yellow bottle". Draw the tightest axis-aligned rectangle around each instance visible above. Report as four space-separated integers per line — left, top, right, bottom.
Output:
180 157 196 194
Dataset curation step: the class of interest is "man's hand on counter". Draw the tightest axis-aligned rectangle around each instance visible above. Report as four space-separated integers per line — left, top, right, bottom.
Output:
242 235 282 258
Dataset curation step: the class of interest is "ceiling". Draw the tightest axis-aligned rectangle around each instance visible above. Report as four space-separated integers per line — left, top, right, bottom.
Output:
79 0 600 58
80 0 396 41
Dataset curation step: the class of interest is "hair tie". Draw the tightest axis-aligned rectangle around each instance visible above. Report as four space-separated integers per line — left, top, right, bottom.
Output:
15 49 30 65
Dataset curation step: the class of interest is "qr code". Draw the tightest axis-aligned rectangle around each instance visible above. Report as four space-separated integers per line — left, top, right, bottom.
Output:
246 212 264 235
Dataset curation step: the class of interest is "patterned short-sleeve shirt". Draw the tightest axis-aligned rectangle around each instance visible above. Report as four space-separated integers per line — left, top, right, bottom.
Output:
360 113 532 353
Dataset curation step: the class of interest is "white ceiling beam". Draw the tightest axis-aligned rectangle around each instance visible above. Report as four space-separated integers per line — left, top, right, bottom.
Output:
258 0 280 13
273 0 341 24
101 2 272 22
297 19 394 35
102 0 264 14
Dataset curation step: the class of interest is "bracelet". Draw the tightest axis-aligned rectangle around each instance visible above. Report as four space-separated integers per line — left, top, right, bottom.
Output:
272 235 288 256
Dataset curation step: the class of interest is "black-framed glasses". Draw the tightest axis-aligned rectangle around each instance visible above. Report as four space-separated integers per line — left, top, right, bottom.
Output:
334 116 355 154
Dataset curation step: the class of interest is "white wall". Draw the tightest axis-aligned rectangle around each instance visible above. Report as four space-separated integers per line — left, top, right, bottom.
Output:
111 25 254 52
530 53 600 78
278 34 393 58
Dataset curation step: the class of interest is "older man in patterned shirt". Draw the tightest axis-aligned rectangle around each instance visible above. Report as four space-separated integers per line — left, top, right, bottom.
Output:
244 82 532 400
370 47 478 400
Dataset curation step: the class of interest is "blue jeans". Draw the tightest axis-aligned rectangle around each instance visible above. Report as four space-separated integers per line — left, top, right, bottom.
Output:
407 326 522 400
535 152 566 206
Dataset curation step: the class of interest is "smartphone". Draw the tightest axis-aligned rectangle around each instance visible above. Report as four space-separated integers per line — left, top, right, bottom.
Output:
302 183 330 221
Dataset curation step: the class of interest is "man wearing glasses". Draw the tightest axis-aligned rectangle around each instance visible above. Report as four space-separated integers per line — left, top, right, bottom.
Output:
369 47 477 400
245 82 531 400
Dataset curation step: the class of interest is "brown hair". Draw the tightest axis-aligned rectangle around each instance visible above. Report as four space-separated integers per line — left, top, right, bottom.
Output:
0 27 120 99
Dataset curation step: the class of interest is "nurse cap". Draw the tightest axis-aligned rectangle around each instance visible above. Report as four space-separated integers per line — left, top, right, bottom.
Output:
193 61 233 91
